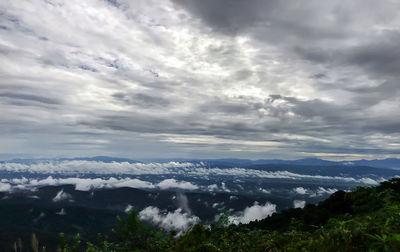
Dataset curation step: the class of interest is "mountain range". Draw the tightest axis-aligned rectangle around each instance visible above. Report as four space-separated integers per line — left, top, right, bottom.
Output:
2 156 400 169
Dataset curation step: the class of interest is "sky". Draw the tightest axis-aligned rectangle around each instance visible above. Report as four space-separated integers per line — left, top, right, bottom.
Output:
0 0 400 160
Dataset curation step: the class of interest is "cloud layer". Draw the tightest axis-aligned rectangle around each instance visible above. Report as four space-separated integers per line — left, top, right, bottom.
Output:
1 0 400 160
0 160 382 186
139 206 200 234
228 201 276 224
0 175 201 192
293 200 306 209
52 189 72 202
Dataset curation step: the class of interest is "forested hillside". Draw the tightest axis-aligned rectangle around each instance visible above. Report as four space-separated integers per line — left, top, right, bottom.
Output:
11 178 400 251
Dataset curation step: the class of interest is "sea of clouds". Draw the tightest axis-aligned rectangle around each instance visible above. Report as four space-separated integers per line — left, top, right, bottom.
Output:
0 160 383 185
138 200 278 234
0 160 387 234
0 176 198 192
228 202 277 225
0 175 379 198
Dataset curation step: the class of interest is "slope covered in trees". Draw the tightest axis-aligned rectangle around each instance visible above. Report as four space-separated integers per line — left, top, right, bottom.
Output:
10 178 400 251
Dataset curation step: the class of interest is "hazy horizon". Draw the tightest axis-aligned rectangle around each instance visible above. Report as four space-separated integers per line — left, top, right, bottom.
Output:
1 154 400 163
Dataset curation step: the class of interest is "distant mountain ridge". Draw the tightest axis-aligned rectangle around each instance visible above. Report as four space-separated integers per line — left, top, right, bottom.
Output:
1 156 400 169
250 157 400 169
159 157 400 169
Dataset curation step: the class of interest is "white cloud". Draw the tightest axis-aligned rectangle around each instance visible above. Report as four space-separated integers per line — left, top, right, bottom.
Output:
359 178 379 185
157 179 198 190
229 195 238 200
125 204 133 213
113 178 155 190
206 183 233 193
259 188 271 194
33 212 45 223
212 202 224 209
320 187 338 194
32 176 155 191
220 182 231 192
310 187 339 197
139 206 200 235
52 189 72 202
11 177 29 184
0 161 198 175
207 184 219 191
0 175 204 193
0 182 11 192
294 187 308 195
175 193 192 214
293 200 306 208
56 208 67 215
228 202 276 224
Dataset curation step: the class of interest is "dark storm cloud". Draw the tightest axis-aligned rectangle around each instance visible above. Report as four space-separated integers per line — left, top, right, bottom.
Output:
293 31 400 79
174 0 400 80
345 31 400 77
172 0 276 35
172 0 353 39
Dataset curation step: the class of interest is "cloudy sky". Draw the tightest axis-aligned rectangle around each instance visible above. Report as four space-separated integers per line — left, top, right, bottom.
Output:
1 0 399 160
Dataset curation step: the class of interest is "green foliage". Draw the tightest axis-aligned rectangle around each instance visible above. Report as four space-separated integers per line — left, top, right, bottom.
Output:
113 210 171 251
58 178 400 251
58 210 172 252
